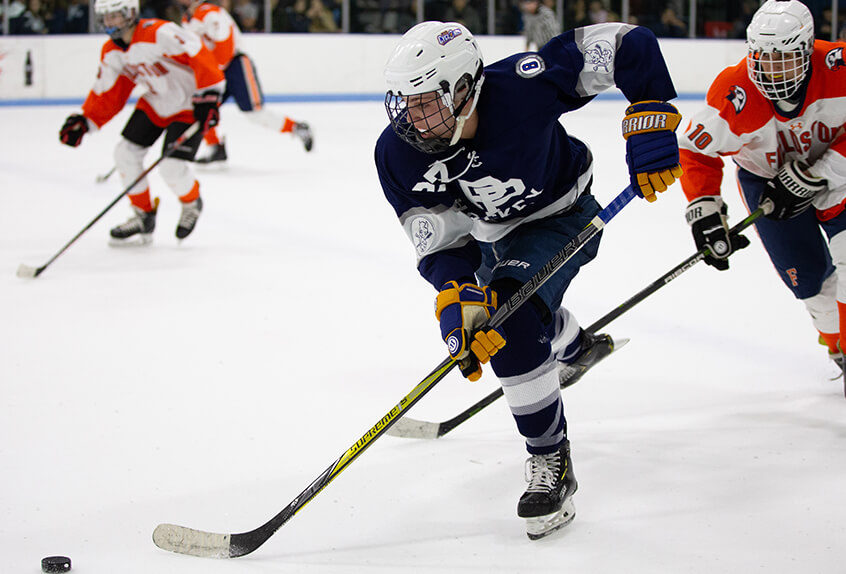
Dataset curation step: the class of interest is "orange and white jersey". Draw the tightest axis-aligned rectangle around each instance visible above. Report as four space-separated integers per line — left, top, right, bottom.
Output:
679 40 846 217
82 19 225 129
181 2 242 69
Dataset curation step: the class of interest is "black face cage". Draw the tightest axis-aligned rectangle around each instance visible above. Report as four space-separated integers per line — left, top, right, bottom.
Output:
385 70 478 154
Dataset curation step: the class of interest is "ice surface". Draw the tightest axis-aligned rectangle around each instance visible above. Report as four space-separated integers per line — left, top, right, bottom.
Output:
2 100 844 573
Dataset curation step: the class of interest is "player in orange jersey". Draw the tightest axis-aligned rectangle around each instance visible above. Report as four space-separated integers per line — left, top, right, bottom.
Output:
58 0 225 243
679 0 846 390
178 0 314 163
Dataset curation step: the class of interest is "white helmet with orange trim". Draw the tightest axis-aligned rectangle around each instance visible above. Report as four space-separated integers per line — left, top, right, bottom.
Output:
746 0 815 101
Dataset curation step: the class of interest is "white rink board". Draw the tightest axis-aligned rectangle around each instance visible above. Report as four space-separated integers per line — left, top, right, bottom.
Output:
0 34 746 100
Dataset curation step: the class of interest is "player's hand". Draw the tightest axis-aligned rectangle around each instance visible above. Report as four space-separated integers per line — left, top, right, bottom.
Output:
191 90 221 133
685 196 750 271
762 160 826 220
622 100 683 202
59 114 89 147
435 281 506 381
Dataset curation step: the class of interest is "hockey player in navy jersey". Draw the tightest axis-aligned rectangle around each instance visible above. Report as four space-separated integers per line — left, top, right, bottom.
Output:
375 21 682 539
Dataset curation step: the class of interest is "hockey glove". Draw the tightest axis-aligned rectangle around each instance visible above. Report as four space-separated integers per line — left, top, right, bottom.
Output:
192 90 221 133
685 196 750 271
435 281 506 381
622 101 684 202
762 160 827 220
59 114 89 147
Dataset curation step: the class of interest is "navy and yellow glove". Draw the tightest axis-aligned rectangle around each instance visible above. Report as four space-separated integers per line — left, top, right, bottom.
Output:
435 281 506 381
622 100 683 202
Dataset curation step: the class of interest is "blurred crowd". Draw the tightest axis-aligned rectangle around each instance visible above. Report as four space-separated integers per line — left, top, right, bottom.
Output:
2 0 845 39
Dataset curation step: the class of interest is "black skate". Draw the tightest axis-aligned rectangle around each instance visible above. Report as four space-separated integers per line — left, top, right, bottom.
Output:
518 440 578 540
195 142 227 164
176 197 203 239
831 353 846 398
110 203 157 245
293 122 313 152
557 329 628 388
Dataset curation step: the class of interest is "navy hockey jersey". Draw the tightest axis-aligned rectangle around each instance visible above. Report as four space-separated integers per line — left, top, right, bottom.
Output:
375 23 677 289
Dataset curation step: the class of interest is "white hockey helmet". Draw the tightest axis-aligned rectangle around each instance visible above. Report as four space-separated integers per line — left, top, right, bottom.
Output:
94 0 140 41
746 0 815 101
384 21 484 153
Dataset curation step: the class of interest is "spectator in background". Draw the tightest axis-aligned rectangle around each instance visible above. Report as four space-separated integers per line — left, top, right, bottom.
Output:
17 0 48 33
731 0 757 39
586 0 613 24
653 5 686 37
65 0 90 33
306 0 338 31
564 0 590 29
233 0 259 30
444 0 482 33
519 0 560 50
380 0 416 34
279 0 310 31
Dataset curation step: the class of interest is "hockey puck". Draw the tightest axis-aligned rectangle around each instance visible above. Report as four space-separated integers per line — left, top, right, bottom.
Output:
41 556 71 573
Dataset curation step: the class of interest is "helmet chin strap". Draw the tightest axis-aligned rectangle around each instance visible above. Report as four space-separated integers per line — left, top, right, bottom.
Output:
449 75 485 147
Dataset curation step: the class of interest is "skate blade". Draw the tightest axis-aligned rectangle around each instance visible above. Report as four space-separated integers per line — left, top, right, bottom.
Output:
525 497 576 540
108 234 153 248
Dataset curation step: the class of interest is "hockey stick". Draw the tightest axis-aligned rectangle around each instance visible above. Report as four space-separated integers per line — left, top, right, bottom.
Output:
16 122 201 279
387 203 770 439
151 185 638 559
95 165 116 183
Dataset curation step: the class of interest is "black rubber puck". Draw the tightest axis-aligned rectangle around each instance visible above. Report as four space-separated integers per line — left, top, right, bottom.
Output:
41 556 71 573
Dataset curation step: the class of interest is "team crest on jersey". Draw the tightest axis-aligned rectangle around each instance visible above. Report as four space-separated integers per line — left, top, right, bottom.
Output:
825 47 845 70
583 40 614 72
516 55 546 78
726 85 746 113
459 176 543 221
410 216 435 255
437 28 462 46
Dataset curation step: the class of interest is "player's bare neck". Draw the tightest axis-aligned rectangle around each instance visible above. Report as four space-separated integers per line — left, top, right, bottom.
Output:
460 109 479 139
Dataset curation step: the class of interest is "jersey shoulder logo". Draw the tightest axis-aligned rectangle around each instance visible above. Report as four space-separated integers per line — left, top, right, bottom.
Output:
825 47 845 71
410 216 435 255
583 40 614 72
726 85 746 113
516 54 546 78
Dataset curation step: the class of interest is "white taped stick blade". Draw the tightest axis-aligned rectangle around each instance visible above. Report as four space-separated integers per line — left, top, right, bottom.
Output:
153 523 231 558
16 264 39 278
385 417 441 439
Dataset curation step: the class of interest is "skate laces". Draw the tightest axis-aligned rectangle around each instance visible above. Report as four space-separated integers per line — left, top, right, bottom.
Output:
179 202 201 227
524 452 562 494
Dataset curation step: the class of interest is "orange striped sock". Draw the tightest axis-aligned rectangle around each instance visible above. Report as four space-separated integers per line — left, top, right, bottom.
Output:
819 331 840 354
179 181 200 203
281 117 295 133
129 189 154 212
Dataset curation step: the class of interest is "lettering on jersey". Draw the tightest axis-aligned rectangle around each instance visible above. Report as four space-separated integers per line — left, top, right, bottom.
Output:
516 55 546 78
123 62 169 80
410 216 435 255
412 147 482 193
772 120 841 165
437 27 462 46
726 85 746 113
786 268 799 287
459 176 543 221
583 40 614 72
825 47 845 71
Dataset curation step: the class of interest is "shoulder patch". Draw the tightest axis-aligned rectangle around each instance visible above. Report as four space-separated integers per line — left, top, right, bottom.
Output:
825 47 845 70
726 85 747 113
410 216 436 255
515 54 545 78
583 40 614 73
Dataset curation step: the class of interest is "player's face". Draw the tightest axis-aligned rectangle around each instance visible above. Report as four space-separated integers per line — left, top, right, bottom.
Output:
758 51 802 82
404 92 456 140
102 10 130 29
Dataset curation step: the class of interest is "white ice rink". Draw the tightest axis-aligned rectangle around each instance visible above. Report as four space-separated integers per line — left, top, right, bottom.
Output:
2 99 845 573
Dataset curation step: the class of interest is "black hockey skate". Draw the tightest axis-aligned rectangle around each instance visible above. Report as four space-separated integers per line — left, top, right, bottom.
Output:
518 440 578 540
293 122 313 152
558 329 628 388
110 203 157 245
831 353 846 398
175 197 203 239
195 142 227 164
